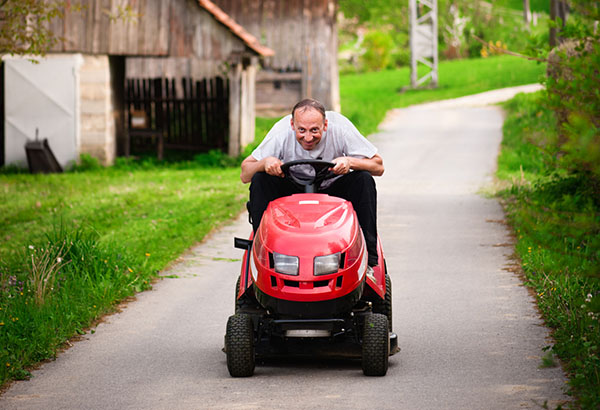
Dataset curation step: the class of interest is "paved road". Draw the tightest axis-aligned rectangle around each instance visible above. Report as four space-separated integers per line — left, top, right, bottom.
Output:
0 85 568 409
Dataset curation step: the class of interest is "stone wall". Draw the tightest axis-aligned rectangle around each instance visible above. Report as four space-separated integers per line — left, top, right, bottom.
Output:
78 55 116 166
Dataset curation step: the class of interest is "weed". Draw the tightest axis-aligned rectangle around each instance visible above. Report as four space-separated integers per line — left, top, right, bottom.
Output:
27 243 68 306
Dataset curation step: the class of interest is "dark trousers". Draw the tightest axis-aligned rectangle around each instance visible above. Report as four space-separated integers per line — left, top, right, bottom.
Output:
249 171 379 266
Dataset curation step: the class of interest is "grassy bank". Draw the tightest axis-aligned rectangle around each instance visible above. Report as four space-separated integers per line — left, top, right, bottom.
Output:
341 55 546 136
497 92 600 408
0 163 247 385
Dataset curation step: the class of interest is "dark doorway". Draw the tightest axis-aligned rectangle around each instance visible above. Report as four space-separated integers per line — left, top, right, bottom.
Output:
124 76 229 159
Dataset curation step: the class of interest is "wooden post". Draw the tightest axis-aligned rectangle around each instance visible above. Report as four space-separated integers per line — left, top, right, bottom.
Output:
240 58 257 149
228 62 242 157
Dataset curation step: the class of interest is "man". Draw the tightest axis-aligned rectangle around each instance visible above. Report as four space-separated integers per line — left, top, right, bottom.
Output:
240 98 384 268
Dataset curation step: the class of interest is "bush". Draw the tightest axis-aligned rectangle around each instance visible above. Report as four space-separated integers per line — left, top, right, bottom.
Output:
545 37 600 193
71 153 102 172
360 30 394 71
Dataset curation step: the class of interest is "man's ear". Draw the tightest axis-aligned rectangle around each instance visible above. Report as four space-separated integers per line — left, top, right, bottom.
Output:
323 119 328 132
290 117 295 130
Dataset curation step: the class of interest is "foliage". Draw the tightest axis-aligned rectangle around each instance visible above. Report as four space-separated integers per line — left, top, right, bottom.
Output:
0 164 247 386
0 0 64 56
340 55 545 136
71 154 102 172
360 30 394 71
338 0 549 72
498 91 600 408
544 35 600 197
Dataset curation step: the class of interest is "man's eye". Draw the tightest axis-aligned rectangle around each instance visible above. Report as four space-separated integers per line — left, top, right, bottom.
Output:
311 128 319 133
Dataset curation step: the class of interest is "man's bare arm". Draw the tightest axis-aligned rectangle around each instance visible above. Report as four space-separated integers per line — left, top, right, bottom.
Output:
331 154 384 176
240 156 284 183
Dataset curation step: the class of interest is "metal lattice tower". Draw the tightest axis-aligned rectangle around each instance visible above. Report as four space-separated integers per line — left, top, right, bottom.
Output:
409 0 438 88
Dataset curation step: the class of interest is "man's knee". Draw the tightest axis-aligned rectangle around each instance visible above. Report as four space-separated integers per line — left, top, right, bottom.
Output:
351 170 375 189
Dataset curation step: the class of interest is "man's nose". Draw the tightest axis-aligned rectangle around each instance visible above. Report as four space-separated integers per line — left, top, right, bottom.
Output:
304 134 313 142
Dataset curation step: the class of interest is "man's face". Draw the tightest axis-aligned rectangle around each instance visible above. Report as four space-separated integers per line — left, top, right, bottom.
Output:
291 107 328 151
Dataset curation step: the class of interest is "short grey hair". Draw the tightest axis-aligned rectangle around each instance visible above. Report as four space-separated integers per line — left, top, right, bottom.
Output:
291 98 326 121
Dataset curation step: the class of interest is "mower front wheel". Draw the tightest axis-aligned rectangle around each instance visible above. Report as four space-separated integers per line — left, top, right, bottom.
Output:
362 313 389 376
225 313 255 377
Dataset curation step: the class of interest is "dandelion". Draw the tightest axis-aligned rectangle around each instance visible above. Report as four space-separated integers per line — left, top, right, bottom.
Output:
6 363 10 367
0 322 4 326
145 253 151 257
128 267 133 273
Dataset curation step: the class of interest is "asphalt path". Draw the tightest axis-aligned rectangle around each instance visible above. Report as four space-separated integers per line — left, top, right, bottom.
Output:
0 85 569 409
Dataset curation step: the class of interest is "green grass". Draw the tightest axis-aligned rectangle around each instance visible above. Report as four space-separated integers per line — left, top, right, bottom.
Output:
497 91 600 408
495 0 549 13
340 55 546 136
0 164 247 385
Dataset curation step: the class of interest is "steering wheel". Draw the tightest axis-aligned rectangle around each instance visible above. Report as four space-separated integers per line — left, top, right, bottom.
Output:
280 159 336 193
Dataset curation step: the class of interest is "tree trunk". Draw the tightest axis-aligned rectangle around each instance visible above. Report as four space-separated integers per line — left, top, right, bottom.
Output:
523 0 530 24
550 0 569 47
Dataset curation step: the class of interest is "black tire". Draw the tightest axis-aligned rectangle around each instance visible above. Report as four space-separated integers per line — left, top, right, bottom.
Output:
225 314 255 377
372 273 392 331
362 313 389 376
235 275 259 313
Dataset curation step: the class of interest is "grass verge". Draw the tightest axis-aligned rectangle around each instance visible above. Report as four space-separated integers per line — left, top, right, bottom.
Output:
0 164 247 386
497 91 600 408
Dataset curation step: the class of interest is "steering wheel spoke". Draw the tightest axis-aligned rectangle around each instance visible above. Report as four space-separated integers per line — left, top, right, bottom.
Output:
280 159 336 192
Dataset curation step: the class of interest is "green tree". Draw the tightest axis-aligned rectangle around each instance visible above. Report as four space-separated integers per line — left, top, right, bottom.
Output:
0 0 65 57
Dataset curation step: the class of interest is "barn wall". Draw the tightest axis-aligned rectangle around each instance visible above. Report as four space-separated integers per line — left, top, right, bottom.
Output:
213 0 339 111
50 0 248 61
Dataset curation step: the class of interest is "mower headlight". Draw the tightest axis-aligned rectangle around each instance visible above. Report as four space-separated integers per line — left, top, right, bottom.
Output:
314 252 340 276
273 252 299 275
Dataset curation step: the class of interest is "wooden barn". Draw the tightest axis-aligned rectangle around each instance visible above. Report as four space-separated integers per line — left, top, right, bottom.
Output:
1 0 273 168
213 0 340 115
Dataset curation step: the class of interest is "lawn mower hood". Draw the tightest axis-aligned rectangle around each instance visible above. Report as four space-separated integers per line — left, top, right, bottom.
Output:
250 193 368 315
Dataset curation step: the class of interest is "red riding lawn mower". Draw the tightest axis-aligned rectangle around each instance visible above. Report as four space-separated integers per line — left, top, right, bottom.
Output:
225 160 398 376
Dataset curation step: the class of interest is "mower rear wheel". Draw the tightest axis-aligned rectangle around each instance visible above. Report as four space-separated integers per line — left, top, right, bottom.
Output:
225 313 255 377
362 313 389 376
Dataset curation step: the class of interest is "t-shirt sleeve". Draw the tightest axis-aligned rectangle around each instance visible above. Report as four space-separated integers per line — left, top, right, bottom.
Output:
250 116 291 161
333 113 378 158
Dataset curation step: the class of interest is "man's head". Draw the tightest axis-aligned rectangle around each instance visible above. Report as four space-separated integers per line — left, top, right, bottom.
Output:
290 99 328 151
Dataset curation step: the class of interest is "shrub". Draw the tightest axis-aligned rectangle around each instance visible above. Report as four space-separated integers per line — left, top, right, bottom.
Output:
545 37 600 193
360 30 394 71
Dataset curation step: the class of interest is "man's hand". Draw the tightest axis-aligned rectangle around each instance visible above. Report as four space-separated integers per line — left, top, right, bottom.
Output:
263 157 284 177
331 157 351 175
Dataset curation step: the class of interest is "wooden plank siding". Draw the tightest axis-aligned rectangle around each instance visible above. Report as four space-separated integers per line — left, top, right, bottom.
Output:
49 0 249 60
213 0 339 111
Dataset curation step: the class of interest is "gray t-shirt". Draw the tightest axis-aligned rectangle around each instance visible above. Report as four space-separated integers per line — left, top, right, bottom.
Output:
251 111 377 188
252 111 377 163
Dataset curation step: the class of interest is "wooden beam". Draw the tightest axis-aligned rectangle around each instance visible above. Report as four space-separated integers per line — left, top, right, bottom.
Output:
228 62 242 156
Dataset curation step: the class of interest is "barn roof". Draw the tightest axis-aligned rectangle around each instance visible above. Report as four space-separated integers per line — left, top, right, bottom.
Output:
197 0 275 57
